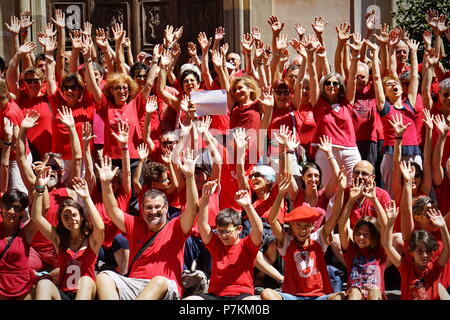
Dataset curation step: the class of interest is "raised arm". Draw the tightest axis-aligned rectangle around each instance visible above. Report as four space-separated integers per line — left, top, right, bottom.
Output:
18 11 35 70
197 180 218 245
386 29 400 78
58 106 82 187
194 116 222 182
72 177 105 253
82 37 102 102
197 33 214 89
95 28 114 75
301 35 320 107
311 16 328 46
373 24 390 78
421 48 439 110
4 15 21 58
96 156 126 232
236 190 263 246
399 161 415 242
381 200 401 268
338 178 363 250
405 38 420 107
323 168 346 239
142 96 157 152
421 109 433 196
267 173 291 244
334 22 351 82
432 114 450 186
6 42 36 96
318 136 340 199
365 41 385 111
52 9 66 79
0 118 14 193
133 143 148 196
428 208 450 267
345 33 363 105
111 120 131 194
233 128 251 191
157 49 179 109
44 36 58 96
68 30 84 74
81 122 96 194
176 149 199 235
112 23 127 75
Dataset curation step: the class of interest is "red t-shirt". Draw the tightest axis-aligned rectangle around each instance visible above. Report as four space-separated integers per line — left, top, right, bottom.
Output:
48 89 95 160
206 235 259 296
352 92 378 143
343 241 387 295
16 90 53 158
124 215 189 296
431 101 450 167
400 251 443 300
57 243 97 293
0 100 28 160
229 100 261 130
294 103 317 154
293 188 328 232
251 185 286 224
278 227 333 297
0 229 37 297
219 163 255 211
343 187 391 228
96 93 145 159
312 97 356 147
435 176 450 217
268 104 298 140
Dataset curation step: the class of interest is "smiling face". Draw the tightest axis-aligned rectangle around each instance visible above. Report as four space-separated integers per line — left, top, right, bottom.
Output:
60 206 83 231
303 167 321 191
323 76 341 102
232 81 252 103
438 87 450 113
353 224 373 249
111 82 129 106
248 171 270 192
356 64 369 93
182 73 199 95
150 171 170 191
290 221 315 244
133 69 148 89
1 201 24 225
214 223 242 246
227 53 241 70
285 68 299 91
23 71 43 97
141 196 168 231
62 80 82 106
274 86 290 107
396 41 409 65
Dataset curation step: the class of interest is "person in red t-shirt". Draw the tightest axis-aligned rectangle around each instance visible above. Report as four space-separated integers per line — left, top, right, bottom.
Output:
31 175 104 300
382 201 450 300
184 184 262 300
260 172 346 300
305 34 362 188
95 151 199 300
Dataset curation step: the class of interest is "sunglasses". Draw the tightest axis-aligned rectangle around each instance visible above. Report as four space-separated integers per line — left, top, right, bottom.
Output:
62 85 80 91
212 225 239 236
3 203 23 213
274 90 290 96
324 81 340 87
134 75 147 80
113 85 129 91
162 141 176 146
49 164 61 171
24 78 41 84
249 172 264 179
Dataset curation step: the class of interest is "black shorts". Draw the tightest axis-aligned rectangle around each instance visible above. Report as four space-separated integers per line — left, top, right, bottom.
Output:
59 289 77 300
198 293 252 300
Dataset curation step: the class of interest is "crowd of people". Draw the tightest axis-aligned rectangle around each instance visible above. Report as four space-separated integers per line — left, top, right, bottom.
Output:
0 7 449 301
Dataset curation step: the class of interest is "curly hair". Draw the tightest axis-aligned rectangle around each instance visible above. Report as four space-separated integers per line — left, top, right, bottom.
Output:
103 73 139 104
143 162 168 186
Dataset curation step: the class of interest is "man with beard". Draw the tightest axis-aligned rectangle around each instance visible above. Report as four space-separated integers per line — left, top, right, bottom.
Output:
95 150 199 300
16 109 81 277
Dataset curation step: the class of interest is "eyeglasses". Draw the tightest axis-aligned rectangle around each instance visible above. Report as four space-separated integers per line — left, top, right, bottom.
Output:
274 90 290 96
212 225 239 236
62 85 80 91
162 141 176 146
249 172 264 179
385 82 399 87
134 75 147 80
113 85 129 91
3 203 23 213
324 81 340 87
353 170 373 177
24 78 41 84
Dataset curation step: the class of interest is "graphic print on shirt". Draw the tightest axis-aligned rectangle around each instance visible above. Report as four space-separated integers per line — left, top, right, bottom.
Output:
65 260 82 290
350 254 381 291
410 278 430 300
294 250 318 278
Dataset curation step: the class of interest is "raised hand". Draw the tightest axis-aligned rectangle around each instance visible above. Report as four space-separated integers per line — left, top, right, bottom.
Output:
257 89 274 111
312 16 328 34
406 38 419 51
195 116 212 135
43 36 57 54
346 33 363 52
422 30 433 49
81 34 92 59
211 49 223 68
72 177 90 199
437 15 448 34
171 42 181 59
177 149 199 177
112 23 126 45
316 45 327 58
385 200 399 223
267 15 284 34
159 49 173 67
43 23 57 38
373 23 390 44
187 42 198 57
163 25 175 48
220 43 229 58
36 166 51 187
202 180 218 198
388 113 410 137
275 33 289 51
3 118 14 143
51 9 65 29
57 106 75 128
146 96 158 114
82 122 96 147
235 190 252 208
277 173 292 196
432 114 450 137
95 28 109 51
215 26 226 42
422 109 434 131
95 156 119 183
273 124 292 145
174 26 184 43
251 26 262 42
362 180 377 200
112 120 130 145
161 147 172 165
21 110 39 130
286 134 300 151
17 42 36 55
349 177 364 199
300 34 320 53
428 208 446 228
425 9 439 29
233 127 249 150
295 22 306 38
318 135 333 154
336 21 351 42
399 160 415 181
388 29 400 48
240 33 253 54
5 16 21 34
20 11 35 31
137 143 149 161
197 32 212 52
338 166 347 190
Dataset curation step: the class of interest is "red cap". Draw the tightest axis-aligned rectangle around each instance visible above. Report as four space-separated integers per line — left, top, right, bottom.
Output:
284 205 320 223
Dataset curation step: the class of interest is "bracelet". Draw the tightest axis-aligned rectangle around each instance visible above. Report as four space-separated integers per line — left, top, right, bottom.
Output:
35 185 46 193
328 155 336 160
121 146 129 151
394 136 403 140
3 141 12 146
286 150 295 155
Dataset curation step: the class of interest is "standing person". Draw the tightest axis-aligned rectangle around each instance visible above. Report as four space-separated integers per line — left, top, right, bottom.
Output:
31 175 104 300
382 201 450 300
260 172 346 300
184 182 262 300
0 189 37 300
305 33 363 187
95 150 199 300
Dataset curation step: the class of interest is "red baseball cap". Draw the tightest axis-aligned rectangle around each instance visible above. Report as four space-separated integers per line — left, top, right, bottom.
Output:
284 205 320 223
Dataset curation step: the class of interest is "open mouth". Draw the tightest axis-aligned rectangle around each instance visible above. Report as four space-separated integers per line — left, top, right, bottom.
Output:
393 87 399 93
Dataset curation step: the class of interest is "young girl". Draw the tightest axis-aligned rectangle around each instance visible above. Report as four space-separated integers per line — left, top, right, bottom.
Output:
338 178 387 300
31 172 104 300
382 201 450 300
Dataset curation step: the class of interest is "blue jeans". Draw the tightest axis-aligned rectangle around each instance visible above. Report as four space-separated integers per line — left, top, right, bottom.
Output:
279 292 332 300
